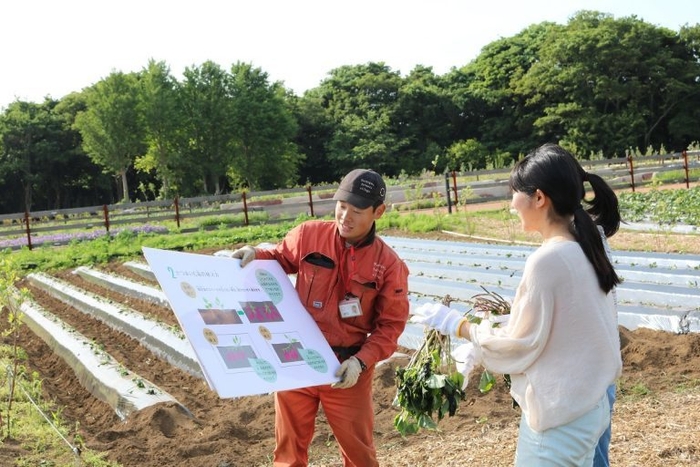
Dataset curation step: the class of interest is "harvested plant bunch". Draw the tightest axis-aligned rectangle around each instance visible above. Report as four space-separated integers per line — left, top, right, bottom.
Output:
468 287 515 403
393 295 466 436
469 286 511 318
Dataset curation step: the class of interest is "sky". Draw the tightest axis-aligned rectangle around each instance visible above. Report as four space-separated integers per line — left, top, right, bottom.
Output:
1 0 697 110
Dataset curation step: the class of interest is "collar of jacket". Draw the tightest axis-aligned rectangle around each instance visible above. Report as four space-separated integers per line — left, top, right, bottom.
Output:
340 222 377 249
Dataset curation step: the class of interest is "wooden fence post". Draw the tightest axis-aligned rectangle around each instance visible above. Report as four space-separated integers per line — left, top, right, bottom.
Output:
451 171 459 208
683 150 690 189
102 205 110 233
242 192 249 226
307 185 315 217
174 196 181 229
627 154 636 192
444 172 452 214
24 210 33 251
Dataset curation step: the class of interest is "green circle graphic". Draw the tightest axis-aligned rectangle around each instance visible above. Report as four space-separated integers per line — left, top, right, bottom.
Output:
255 269 283 304
248 358 277 383
298 348 328 373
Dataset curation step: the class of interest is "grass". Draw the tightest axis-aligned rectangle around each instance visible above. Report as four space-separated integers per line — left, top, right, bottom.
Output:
5 220 298 274
195 211 270 228
651 167 700 184
0 357 119 466
619 379 652 399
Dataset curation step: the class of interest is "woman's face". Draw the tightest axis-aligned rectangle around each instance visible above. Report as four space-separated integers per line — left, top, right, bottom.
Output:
510 190 540 232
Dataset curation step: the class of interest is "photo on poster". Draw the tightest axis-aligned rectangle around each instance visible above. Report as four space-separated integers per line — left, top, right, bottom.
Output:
268 332 306 366
214 333 253 369
239 300 284 323
198 305 244 325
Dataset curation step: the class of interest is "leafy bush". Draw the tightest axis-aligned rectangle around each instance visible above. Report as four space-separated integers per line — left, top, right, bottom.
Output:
619 187 700 226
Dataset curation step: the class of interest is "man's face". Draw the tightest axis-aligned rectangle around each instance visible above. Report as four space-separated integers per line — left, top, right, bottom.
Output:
334 201 385 244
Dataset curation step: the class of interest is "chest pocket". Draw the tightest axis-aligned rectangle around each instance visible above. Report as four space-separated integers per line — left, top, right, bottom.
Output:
345 274 380 328
299 252 337 310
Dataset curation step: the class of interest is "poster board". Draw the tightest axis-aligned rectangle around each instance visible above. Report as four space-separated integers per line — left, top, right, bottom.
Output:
142 247 341 398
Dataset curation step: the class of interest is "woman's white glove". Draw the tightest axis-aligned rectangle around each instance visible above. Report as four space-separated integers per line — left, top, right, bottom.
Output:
410 302 465 337
451 343 479 390
332 356 362 389
230 245 256 267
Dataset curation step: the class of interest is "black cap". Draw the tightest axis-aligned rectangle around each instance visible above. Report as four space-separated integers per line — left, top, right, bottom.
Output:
333 169 386 209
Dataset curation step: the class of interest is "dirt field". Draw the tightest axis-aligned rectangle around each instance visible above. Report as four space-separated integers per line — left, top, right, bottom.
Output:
2 231 699 466
2 181 699 466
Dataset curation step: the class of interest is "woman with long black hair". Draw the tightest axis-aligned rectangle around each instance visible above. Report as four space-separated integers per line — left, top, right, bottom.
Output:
413 143 622 466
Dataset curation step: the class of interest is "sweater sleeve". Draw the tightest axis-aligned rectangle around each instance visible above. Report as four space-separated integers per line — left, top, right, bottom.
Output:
470 247 559 375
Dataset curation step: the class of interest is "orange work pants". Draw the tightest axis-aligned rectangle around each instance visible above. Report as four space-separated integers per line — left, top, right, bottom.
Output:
273 367 377 467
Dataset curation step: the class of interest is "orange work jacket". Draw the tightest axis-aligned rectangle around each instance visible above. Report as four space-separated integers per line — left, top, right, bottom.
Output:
256 220 410 368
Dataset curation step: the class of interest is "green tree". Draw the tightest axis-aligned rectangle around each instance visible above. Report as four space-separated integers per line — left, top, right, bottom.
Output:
0 94 114 213
135 59 183 198
517 11 700 157
227 62 301 190
392 65 458 175
0 99 89 212
179 61 236 195
459 21 558 157
667 24 700 150
288 89 335 185
74 71 145 201
0 100 51 211
446 138 490 171
46 94 114 209
318 62 404 179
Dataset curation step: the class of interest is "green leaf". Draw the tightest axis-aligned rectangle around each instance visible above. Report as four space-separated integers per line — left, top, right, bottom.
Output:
417 413 437 430
479 369 496 393
448 371 465 391
393 411 419 436
425 373 447 389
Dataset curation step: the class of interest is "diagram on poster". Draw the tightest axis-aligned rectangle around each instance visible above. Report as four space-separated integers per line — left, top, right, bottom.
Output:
142 247 341 398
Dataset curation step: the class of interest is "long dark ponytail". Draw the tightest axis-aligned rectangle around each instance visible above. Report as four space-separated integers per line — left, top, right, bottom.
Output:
509 143 620 293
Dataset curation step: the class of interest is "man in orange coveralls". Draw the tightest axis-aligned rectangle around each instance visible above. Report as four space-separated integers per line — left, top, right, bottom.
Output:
231 169 410 467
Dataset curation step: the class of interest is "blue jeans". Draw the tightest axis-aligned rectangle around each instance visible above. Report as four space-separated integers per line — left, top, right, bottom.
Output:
515 394 610 466
593 384 617 467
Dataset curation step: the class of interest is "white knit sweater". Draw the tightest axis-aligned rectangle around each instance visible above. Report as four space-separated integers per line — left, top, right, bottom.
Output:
470 240 622 431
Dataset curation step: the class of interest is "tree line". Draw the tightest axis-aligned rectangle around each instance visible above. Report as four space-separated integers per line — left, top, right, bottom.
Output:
1 10 699 214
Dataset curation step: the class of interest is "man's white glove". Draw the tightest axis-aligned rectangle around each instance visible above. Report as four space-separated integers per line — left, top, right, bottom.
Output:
410 302 465 337
230 245 256 267
332 356 362 389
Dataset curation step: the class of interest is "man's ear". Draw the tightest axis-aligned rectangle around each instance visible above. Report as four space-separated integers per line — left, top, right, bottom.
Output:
374 203 387 218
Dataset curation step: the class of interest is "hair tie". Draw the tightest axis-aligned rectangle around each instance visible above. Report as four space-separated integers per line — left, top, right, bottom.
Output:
582 172 589 182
